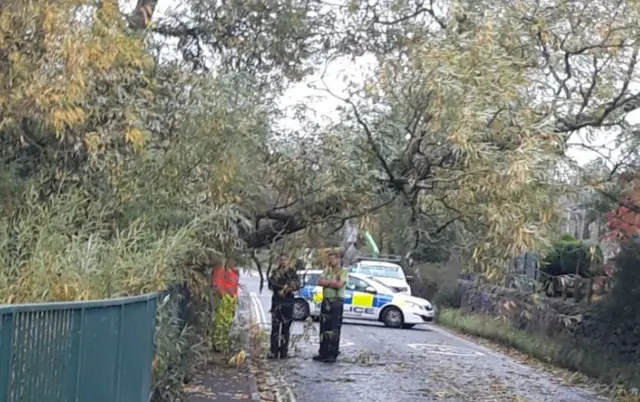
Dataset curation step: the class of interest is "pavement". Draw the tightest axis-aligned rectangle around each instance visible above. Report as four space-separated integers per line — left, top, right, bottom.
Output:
241 271 610 402
185 279 261 402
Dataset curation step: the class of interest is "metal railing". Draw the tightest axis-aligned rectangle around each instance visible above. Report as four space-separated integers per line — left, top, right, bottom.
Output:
0 293 158 402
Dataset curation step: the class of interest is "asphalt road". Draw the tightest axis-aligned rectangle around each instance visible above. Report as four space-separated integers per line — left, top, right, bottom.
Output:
241 272 608 402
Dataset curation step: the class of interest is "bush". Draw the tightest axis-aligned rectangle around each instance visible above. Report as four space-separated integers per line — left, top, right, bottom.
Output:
540 235 604 278
434 283 464 309
0 191 222 401
0 192 197 303
437 308 640 389
151 292 195 402
411 261 462 302
588 240 640 363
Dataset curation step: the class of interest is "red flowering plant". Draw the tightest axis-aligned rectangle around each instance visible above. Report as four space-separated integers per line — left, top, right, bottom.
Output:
602 198 640 242
599 188 640 284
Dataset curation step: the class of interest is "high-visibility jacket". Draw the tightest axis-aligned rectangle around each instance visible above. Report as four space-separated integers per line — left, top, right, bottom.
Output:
211 265 239 296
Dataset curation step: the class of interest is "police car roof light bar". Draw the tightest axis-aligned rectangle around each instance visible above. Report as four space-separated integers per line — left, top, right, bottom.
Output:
355 253 402 263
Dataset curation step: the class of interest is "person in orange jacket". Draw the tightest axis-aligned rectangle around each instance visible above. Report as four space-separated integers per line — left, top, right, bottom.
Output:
211 263 240 353
212 264 239 296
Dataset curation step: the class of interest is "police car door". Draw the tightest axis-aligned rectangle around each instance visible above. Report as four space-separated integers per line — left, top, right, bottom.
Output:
346 276 377 320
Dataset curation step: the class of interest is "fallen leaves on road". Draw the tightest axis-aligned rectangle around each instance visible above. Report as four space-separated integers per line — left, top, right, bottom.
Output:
249 323 297 402
436 326 620 400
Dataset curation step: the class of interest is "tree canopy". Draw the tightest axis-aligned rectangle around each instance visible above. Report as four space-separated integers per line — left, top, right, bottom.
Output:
3 0 640 291
4 0 640 399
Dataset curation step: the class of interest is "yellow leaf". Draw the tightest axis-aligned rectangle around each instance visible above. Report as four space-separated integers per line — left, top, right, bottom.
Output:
125 128 145 151
84 132 100 152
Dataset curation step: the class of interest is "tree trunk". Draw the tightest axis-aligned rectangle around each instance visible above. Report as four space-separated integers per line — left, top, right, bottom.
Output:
127 0 159 29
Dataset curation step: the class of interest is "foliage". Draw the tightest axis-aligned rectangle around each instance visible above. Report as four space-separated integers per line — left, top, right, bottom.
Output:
371 199 461 263
559 233 577 242
437 308 640 390
0 0 153 197
433 283 464 310
3 0 640 398
0 191 197 303
212 294 238 355
604 202 640 241
591 240 640 363
324 14 564 280
540 236 604 278
410 258 465 306
152 292 196 402
0 3 276 399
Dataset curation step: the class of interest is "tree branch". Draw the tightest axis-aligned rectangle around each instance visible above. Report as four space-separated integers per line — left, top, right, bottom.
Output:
242 196 396 249
127 0 158 30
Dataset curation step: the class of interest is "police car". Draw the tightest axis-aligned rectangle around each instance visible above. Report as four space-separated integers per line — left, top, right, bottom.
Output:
307 272 435 329
292 270 323 321
347 257 413 295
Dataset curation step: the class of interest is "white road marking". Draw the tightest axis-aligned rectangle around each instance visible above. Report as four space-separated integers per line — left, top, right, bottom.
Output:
310 338 355 348
256 295 268 324
248 292 259 323
429 325 506 360
407 343 485 357
250 292 269 328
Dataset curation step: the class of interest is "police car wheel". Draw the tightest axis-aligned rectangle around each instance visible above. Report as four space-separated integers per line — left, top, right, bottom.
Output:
381 306 404 328
293 299 310 321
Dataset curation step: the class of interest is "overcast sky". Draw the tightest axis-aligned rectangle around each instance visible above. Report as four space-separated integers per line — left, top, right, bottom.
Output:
281 57 640 168
141 0 636 168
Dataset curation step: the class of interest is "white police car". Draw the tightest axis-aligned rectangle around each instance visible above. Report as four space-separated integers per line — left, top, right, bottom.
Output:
308 273 435 328
348 256 413 295
293 269 323 321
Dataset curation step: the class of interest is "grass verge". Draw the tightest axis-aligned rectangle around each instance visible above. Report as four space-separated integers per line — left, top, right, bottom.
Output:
436 308 640 398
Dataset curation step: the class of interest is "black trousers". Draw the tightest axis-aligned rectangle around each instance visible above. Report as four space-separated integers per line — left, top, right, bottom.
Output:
318 298 344 358
270 300 294 358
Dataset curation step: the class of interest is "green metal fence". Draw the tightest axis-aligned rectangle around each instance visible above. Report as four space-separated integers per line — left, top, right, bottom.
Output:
0 293 158 402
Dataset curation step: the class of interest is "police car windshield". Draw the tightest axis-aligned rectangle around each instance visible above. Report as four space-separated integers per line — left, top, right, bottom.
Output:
366 277 396 293
357 265 404 279
299 273 319 286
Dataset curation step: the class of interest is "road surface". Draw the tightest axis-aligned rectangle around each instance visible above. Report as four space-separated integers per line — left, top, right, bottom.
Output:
241 272 607 402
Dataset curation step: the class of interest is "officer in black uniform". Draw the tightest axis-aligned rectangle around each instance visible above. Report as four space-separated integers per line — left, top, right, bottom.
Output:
267 253 301 359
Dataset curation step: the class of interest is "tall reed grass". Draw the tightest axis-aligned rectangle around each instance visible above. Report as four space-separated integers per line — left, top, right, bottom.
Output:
0 191 198 303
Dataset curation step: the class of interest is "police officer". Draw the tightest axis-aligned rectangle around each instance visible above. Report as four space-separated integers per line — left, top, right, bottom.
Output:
267 253 300 359
313 250 348 363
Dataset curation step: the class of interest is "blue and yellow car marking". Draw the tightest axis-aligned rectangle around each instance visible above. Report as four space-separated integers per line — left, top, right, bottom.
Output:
374 294 394 307
308 289 394 309
297 285 323 302
351 292 373 307
298 286 313 299
312 287 323 303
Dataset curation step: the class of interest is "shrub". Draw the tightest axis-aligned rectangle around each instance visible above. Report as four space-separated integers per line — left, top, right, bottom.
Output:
151 293 195 402
0 192 198 303
411 261 462 302
434 283 464 309
0 191 219 401
588 240 640 363
540 235 604 278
